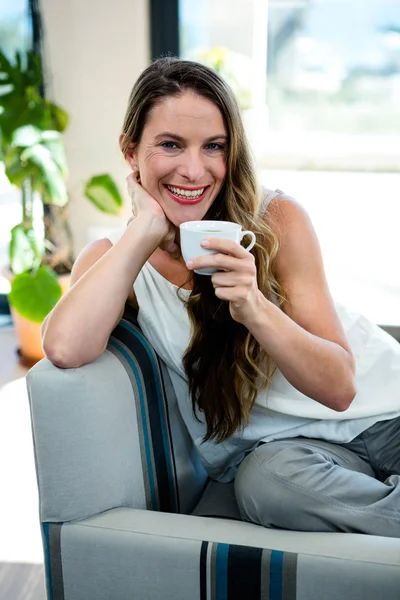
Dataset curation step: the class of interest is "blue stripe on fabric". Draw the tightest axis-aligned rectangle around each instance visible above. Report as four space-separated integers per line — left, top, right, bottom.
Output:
119 320 176 511
108 338 157 509
270 550 284 600
41 523 53 600
216 543 229 600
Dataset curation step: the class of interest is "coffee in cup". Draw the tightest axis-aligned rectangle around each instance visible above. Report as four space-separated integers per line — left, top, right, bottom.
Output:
180 220 256 275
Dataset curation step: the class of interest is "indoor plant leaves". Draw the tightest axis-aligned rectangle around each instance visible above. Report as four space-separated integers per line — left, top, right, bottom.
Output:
84 174 123 215
9 224 43 275
8 265 62 323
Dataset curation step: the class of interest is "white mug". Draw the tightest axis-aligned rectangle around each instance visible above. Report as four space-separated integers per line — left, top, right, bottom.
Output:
180 220 256 275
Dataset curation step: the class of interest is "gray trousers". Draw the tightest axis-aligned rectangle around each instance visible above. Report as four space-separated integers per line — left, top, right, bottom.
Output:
234 416 400 537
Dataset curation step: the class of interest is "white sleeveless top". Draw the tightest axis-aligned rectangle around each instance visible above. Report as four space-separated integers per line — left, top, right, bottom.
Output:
109 192 400 482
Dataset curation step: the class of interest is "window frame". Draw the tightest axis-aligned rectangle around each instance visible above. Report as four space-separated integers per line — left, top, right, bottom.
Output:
150 0 180 60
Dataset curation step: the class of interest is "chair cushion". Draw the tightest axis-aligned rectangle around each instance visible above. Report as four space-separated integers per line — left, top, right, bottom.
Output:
46 507 400 600
192 481 242 521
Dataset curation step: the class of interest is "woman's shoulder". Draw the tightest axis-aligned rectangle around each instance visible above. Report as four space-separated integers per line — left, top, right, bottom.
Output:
261 189 324 287
261 187 310 237
260 187 285 210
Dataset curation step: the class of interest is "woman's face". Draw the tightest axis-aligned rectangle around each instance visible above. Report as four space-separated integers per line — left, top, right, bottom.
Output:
132 91 228 226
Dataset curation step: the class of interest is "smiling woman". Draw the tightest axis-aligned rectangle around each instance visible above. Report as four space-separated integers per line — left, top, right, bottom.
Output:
117 59 287 442
41 57 400 538
121 91 228 224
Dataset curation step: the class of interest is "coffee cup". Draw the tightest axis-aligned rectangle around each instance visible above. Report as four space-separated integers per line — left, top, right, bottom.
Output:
180 220 256 275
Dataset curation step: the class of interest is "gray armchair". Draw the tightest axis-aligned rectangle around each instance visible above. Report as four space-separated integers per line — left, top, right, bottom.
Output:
27 311 400 600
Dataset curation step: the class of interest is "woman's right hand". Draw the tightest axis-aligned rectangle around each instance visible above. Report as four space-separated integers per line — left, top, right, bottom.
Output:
126 171 180 256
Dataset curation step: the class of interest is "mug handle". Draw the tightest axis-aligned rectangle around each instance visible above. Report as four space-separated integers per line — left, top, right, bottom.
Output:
240 230 256 252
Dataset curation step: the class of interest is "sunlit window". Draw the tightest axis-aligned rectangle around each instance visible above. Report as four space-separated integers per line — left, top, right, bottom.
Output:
0 0 31 57
266 0 400 170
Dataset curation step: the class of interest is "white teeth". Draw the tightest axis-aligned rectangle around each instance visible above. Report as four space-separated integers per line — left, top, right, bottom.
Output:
167 185 205 199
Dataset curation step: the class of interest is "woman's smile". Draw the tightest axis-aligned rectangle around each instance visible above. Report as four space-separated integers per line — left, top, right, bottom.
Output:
163 184 210 205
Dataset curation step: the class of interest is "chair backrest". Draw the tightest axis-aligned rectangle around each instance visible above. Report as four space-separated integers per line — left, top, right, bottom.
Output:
108 308 208 515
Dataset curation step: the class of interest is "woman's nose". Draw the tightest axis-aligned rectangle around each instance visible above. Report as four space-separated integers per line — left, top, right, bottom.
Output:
178 150 206 182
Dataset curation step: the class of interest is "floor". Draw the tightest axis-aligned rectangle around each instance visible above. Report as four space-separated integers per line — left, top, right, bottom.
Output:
0 326 46 600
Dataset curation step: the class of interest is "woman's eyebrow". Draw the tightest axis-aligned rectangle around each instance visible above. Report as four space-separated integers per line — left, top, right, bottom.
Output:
204 135 228 142
154 132 227 143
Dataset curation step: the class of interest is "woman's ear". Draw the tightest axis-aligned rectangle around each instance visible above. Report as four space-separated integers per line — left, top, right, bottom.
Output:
119 134 138 171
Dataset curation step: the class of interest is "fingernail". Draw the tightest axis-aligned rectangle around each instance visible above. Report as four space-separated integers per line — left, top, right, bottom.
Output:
186 261 193 269
201 239 209 247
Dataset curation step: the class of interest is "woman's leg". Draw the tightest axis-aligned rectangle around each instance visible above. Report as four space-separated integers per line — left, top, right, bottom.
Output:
234 437 400 536
342 416 400 480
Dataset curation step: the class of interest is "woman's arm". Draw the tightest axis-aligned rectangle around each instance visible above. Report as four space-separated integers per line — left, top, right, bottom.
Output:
245 195 356 411
42 212 164 369
186 195 356 412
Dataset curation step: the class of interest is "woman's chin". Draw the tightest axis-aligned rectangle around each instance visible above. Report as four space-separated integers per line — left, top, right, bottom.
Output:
166 209 207 226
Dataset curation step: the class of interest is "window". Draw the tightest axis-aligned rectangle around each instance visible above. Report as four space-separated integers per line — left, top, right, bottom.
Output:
266 0 400 170
0 0 32 57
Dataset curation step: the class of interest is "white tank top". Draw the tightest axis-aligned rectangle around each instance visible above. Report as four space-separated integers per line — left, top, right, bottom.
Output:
110 191 400 482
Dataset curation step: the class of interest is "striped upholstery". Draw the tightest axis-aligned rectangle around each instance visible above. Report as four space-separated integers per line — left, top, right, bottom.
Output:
199 542 297 600
42 518 299 600
39 506 400 600
42 522 63 600
108 320 180 513
106 309 208 514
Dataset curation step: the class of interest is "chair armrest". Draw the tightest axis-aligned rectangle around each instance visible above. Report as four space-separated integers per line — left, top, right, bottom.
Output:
27 349 145 523
28 311 207 524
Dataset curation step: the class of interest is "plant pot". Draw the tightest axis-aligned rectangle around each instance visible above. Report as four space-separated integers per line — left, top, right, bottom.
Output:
3 267 70 366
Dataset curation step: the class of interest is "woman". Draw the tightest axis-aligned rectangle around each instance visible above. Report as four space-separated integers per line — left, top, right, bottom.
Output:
42 57 400 536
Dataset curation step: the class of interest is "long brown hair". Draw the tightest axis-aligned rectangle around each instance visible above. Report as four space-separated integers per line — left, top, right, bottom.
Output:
121 57 285 443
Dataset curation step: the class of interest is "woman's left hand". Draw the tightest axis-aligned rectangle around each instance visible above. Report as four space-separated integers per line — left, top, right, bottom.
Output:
186 238 263 325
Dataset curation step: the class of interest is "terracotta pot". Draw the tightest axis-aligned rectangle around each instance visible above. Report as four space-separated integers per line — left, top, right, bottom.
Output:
3 268 70 366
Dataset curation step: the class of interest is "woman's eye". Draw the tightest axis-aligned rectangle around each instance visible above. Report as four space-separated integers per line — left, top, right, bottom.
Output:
161 141 178 150
205 143 224 151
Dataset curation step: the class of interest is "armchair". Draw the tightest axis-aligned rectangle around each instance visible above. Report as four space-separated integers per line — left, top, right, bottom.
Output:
27 310 400 600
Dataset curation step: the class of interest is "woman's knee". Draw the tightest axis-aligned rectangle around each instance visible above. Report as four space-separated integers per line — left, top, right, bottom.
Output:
234 442 300 527
234 441 332 529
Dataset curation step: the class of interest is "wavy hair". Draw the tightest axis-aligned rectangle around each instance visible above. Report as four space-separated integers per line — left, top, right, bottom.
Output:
121 57 285 443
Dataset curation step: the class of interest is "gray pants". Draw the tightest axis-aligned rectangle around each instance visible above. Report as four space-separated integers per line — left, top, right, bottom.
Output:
234 416 400 537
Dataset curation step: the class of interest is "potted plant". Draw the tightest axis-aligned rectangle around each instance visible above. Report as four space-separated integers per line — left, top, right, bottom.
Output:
0 49 123 364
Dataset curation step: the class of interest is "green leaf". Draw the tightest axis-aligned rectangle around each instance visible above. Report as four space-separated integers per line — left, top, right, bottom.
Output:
0 50 41 99
0 92 46 140
0 49 19 91
21 143 68 206
25 51 42 89
8 265 62 323
40 131 68 177
47 102 69 132
11 124 43 147
84 174 123 215
3 144 41 188
9 224 43 274
0 50 68 138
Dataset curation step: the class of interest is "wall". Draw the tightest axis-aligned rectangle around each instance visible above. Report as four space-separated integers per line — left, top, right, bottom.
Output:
40 0 150 254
